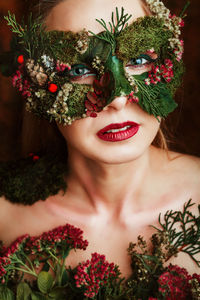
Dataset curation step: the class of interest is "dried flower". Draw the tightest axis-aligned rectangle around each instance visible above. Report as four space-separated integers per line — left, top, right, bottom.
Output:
146 0 184 60
85 72 110 117
75 30 89 54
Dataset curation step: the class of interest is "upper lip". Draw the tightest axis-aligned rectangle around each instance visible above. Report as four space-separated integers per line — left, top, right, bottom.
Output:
97 121 139 134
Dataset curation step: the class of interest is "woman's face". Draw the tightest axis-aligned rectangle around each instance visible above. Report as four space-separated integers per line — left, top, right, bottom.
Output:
46 0 160 164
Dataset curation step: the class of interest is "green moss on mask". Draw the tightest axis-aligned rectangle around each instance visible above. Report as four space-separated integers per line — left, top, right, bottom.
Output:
46 31 81 64
68 84 92 117
116 16 172 63
168 59 185 95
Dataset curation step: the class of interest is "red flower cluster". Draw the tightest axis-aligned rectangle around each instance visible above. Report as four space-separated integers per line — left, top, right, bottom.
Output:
145 59 174 86
0 224 88 284
75 252 119 298
158 264 200 300
85 73 111 118
26 223 88 255
0 235 30 284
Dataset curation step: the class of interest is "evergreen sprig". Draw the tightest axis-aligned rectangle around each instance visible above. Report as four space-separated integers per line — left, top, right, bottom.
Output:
89 7 132 53
4 11 48 59
152 199 200 266
4 11 24 38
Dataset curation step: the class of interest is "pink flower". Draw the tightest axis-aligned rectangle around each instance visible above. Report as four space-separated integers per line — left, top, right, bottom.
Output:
56 61 71 72
179 19 185 27
12 65 31 98
75 252 120 298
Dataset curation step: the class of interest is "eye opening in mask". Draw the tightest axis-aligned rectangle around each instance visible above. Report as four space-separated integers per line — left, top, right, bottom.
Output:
69 63 96 84
125 53 158 75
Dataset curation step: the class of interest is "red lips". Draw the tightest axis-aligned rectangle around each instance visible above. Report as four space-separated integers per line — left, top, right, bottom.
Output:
97 121 140 142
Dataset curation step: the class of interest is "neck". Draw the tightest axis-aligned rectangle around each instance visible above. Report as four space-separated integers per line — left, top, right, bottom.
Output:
66 146 157 213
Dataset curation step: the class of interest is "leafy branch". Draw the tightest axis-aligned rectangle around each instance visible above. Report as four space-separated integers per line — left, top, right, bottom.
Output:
152 199 200 266
89 7 132 53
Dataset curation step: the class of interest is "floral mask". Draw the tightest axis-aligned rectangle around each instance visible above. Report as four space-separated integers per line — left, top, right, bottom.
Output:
0 0 186 125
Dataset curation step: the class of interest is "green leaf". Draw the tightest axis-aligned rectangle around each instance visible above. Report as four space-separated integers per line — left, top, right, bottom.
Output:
31 292 46 300
48 287 66 300
37 271 54 294
0 286 15 300
17 282 32 300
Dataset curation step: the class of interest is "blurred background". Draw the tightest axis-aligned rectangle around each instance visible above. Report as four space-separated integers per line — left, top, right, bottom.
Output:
0 0 200 160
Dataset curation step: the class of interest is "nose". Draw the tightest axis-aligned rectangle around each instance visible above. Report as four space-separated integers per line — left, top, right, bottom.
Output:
104 95 129 111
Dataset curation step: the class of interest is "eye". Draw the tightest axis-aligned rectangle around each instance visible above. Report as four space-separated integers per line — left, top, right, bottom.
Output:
69 64 95 80
126 54 156 69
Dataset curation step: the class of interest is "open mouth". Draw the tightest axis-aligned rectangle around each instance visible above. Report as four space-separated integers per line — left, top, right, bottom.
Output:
97 121 140 142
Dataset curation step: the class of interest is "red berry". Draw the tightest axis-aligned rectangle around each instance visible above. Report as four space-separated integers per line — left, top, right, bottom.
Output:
33 155 40 161
17 55 24 64
48 83 58 93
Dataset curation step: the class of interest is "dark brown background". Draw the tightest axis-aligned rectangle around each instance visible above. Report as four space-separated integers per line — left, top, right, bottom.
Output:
0 0 200 160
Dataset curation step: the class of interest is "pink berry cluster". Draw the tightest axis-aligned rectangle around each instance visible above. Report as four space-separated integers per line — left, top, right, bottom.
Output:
128 91 139 103
12 65 31 98
74 252 120 298
158 264 200 300
56 60 71 72
145 59 174 85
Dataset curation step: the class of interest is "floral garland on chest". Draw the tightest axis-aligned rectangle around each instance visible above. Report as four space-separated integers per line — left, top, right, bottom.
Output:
0 200 199 300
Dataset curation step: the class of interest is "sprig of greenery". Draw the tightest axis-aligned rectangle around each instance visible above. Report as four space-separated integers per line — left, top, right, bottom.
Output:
89 7 132 53
4 11 25 37
179 1 190 19
4 12 48 59
152 199 200 266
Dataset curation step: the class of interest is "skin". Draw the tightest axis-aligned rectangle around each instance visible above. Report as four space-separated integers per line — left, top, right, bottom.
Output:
0 0 200 278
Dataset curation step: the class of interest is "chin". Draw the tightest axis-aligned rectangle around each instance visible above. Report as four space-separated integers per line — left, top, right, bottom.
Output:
90 143 149 165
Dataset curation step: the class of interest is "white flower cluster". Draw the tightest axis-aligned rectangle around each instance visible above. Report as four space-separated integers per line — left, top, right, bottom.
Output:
92 56 105 76
47 83 76 125
125 71 139 93
145 0 184 60
26 89 46 113
41 55 54 70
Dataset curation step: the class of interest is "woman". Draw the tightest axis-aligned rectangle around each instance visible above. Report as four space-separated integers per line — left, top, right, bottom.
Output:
0 0 199 297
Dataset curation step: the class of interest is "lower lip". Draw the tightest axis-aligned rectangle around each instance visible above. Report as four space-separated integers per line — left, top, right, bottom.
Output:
97 125 140 142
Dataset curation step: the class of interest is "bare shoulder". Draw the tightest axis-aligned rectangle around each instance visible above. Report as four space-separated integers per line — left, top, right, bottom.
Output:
167 150 200 177
165 149 200 200
151 146 200 202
